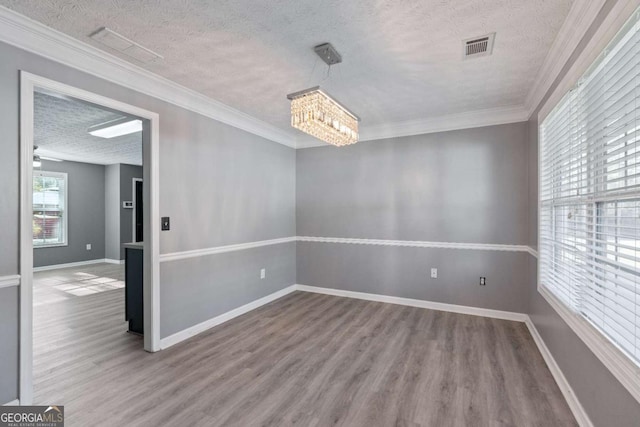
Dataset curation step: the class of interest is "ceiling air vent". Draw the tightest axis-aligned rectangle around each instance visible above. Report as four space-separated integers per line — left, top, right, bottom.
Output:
463 33 495 59
90 27 163 63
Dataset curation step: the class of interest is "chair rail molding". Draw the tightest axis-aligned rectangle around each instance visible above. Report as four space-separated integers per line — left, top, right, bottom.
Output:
0 275 20 289
297 236 531 252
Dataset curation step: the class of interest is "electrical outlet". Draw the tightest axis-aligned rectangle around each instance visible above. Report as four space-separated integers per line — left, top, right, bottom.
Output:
480 277 486 286
260 268 266 279
86 244 92 251
430 268 438 279
161 217 170 231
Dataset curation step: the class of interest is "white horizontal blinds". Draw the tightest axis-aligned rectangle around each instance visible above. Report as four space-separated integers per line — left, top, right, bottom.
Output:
540 12 640 364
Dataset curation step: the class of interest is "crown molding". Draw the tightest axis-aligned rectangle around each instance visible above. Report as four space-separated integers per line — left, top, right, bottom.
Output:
0 2 607 150
0 6 297 148
295 104 530 148
524 0 607 117
537 0 640 123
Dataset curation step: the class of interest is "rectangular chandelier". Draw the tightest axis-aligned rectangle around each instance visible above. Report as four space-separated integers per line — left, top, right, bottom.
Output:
287 87 359 147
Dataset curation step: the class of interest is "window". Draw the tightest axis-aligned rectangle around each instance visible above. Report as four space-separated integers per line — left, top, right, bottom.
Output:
33 171 67 247
540 12 640 367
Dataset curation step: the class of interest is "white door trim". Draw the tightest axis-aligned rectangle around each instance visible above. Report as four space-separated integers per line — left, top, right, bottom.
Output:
132 178 143 243
19 71 161 405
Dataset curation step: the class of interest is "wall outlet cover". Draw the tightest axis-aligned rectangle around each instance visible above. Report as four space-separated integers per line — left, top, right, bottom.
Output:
430 268 438 278
86 244 92 250
260 268 266 279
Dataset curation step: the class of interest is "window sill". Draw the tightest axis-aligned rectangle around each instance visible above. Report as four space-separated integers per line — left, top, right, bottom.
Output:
33 243 68 249
537 284 640 403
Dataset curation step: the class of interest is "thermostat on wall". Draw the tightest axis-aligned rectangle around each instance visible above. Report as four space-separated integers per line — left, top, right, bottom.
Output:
123 201 134 209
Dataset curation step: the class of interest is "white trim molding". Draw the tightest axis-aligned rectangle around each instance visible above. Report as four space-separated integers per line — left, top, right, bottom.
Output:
0 6 295 148
160 285 298 349
2 400 19 406
104 259 125 265
297 236 530 252
296 284 527 322
525 318 593 427
155 280 590 425
526 246 539 258
0 4 609 150
159 237 297 263
158 236 532 264
20 72 162 406
538 285 640 404
538 0 640 122
296 105 530 148
0 275 20 289
525 0 607 117
33 259 112 272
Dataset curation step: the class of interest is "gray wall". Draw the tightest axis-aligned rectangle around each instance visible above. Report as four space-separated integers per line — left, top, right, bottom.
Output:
297 124 528 244
0 40 296 402
119 164 142 259
161 242 296 337
297 122 529 313
33 160 106 267
104 164 121 261
526 1 640 425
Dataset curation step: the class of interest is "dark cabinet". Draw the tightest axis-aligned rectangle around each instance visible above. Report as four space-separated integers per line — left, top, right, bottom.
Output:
125 245 144 334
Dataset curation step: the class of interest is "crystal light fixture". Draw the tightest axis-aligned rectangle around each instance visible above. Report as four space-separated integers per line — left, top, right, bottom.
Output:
288 86 359 147
287 43 359 147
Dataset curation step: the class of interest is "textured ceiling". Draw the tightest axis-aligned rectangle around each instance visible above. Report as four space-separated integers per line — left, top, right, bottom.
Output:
35 91 142 165
4 0 573 136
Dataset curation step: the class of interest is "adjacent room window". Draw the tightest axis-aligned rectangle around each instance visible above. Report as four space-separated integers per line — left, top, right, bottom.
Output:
33 171 68 247
540 13 640 366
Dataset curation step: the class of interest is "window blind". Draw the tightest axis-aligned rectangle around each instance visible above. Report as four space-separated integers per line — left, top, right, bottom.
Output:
540 12 640 365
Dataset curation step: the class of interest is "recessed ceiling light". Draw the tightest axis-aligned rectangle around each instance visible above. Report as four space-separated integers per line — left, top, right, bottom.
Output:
90 27 163 63
88 118 142 139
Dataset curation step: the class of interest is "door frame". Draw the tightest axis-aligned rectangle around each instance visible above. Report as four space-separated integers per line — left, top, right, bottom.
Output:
19 71 161 405
132 178 143 242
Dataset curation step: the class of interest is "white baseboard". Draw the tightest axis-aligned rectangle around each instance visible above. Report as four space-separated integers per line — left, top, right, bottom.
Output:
33 258 113 272
525 318 593 427
295 284 528 322
2 399 19 406
104 258 125 265
159 285 298 349
154 281 589 427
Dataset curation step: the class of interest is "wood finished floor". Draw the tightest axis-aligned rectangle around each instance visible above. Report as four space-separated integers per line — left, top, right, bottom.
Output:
34 265 577 426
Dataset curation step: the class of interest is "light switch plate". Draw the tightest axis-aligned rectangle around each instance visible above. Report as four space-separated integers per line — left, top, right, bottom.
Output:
430 268 437 278
161 217 170 231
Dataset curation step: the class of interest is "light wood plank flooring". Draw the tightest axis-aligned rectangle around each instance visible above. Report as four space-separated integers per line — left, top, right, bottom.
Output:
34 266 576 426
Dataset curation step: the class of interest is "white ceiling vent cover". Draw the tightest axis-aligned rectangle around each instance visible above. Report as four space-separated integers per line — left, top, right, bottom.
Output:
462 33 495 59
90 27 163 63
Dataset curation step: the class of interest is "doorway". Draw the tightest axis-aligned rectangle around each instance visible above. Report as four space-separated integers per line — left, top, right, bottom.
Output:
19 72 160 405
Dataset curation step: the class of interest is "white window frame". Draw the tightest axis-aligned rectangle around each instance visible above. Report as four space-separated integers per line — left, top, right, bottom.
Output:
537 3 640 404
32 170 68 248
